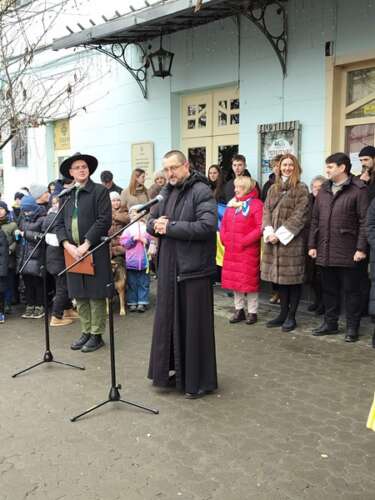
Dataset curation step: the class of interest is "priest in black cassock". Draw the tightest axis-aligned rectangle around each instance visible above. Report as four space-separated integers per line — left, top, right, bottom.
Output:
147 150 218 399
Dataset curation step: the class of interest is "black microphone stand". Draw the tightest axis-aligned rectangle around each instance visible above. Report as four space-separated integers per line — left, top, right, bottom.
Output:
12 194 85 377
58 211 159 421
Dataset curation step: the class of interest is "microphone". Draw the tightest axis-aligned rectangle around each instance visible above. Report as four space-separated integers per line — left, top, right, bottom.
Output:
136 194 163 213
57 183 79 198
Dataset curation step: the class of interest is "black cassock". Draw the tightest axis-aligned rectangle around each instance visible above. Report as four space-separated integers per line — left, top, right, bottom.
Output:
148 185 218 394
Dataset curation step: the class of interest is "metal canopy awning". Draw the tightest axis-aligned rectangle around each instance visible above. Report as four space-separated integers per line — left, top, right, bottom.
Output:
53 0 287 98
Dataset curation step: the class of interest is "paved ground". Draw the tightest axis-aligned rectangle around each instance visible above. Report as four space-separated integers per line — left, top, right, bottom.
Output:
1 287 375 500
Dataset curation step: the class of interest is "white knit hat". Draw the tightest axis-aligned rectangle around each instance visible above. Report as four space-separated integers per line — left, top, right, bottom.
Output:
109 191 121 201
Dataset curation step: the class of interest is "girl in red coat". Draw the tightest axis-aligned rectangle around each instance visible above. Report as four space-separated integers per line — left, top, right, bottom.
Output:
220 176 263 325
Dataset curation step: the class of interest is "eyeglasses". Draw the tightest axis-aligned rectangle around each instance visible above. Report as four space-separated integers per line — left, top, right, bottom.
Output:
163 164 184 174
70 165 88 171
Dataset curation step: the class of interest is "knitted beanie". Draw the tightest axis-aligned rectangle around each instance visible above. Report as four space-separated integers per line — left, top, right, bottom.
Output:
20 195 38 212
359 146 375 158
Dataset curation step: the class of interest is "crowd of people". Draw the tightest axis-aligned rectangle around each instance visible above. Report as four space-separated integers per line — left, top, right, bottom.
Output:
1 145 375 398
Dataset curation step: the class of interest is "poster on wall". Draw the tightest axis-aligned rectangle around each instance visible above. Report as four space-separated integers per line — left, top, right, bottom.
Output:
131 142 155 187
258 121 300 187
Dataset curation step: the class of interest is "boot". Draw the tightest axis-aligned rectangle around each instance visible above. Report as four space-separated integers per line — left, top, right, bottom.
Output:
282 315 297 332
266 314 287 328
71 333 91 350
344 327 359 343
50 315 73 327
245 313 257 325
81 334 105 353
229 309 246 324
63 308 79 320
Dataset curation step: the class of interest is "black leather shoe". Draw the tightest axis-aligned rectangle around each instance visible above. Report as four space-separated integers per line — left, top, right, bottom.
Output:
81 334 104 352
312 322 339 336
229 309 246 323
71 333 91 350
245 313 257 325
266 316 286 328
345 334 359 342
185 389 212 399
282 318 297 332
345 328 359 342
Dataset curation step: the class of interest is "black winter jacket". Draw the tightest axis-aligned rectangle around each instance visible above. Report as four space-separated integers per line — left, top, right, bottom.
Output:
147 172 217 280
17 207 46 276
42 211 65 276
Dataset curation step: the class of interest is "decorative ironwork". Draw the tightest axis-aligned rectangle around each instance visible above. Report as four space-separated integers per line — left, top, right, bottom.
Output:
244 1 288 76
88 42 149 98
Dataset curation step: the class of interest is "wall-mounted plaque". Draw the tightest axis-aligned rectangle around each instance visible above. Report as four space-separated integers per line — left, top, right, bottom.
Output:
258 121 301 186
131 142 155 187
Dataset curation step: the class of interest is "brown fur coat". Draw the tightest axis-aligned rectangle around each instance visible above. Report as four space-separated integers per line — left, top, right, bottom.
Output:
261 180 310 285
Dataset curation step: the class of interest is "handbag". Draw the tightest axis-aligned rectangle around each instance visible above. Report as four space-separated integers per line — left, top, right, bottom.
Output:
63 249 95 275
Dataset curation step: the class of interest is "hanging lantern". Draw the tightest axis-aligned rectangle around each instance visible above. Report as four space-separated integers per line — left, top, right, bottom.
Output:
148 34 174 78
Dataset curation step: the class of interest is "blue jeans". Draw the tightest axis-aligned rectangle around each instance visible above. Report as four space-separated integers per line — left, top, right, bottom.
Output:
127 270 150 306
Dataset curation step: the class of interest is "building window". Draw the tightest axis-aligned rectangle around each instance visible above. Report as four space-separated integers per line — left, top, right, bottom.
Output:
11 130 28 167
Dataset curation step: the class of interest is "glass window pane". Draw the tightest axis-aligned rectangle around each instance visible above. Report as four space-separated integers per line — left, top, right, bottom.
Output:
345 124 375 154
218 111 227 126
219 100 228 109
188 120 196 130
188 147 206 174
218 144 239 179
188 105 196 116
198 104 206 113
347 99 375 118
231 114 240 125
198 114 207 128
347 67 375 105
230 99 240 110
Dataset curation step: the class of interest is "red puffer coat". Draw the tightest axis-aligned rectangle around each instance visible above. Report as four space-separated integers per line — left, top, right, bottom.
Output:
220 189 263 293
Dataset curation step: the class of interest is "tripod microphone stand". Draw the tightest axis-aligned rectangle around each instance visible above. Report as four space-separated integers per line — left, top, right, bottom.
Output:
12 194 85 378
60 211 159 421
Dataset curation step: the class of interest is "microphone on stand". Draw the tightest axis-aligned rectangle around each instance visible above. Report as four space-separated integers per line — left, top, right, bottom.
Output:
57 183 79 198
136 194 164 213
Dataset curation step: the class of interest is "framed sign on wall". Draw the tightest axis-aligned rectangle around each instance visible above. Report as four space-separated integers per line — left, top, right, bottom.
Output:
258 121 301 186
131 142 155 187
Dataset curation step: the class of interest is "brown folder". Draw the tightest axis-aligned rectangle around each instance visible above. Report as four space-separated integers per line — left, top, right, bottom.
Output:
64 249 95 275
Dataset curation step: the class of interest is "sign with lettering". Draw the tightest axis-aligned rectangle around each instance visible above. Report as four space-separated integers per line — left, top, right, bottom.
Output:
131 142 154 187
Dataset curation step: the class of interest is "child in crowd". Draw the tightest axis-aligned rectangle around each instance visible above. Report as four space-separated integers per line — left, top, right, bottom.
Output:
220 176 263 325
0 201 18 314
0 229 9 323
17 195 46 319
120 205 156 312
44 195 78 326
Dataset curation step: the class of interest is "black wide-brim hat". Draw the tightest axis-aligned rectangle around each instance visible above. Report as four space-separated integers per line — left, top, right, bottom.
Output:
60 153 98 179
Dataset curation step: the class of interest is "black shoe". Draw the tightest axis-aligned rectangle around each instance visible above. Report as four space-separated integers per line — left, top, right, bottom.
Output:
229 309 246 324
185 389 212 399
245 313 257 325
266 316 286 328
345 328 359 343
312 322 339 336
71 333 91 350
81 334 105 352
282 318 297 332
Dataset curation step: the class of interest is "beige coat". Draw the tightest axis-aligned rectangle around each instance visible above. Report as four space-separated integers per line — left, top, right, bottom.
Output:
120 186 149 209
261 180 310 285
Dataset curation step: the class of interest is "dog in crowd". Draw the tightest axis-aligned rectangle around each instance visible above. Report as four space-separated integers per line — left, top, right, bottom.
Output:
111 259 126 316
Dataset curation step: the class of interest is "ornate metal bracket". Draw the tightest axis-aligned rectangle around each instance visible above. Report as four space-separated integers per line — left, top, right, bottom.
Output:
88 42 148 98
244 1 288 76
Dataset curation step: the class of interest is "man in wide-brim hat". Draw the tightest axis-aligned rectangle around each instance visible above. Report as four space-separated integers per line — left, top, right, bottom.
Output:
55 153 112 352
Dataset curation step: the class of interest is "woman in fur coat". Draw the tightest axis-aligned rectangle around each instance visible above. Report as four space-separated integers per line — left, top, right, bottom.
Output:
261 154 310 332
